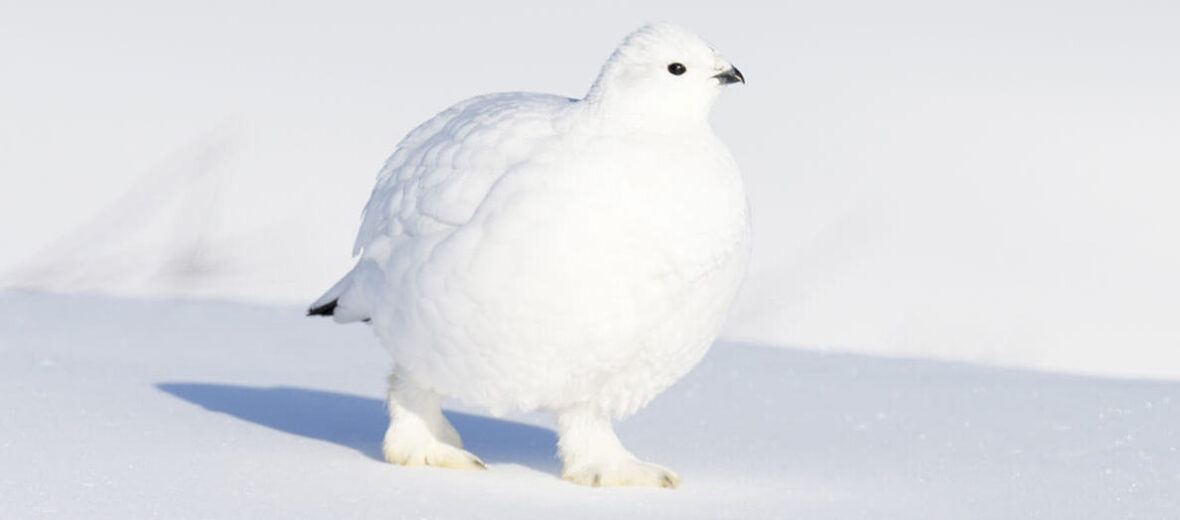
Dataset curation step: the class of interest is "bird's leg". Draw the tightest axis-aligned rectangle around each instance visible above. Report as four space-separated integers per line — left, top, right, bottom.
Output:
555 405 680 488
382 370 485 470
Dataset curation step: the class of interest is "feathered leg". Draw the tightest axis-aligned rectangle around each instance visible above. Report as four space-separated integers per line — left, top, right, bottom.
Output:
382 370 485 470
555 405 679 488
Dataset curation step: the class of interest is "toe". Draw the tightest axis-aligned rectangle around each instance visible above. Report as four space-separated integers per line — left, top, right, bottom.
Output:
383 440 486 470
424 447 487 470
562 460 680 488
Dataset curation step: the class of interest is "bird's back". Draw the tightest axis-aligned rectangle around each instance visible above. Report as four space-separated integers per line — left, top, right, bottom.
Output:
309 92 574 321
354 92 575 254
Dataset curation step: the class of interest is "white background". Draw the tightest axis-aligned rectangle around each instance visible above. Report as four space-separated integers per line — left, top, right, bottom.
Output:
2 0 1178 378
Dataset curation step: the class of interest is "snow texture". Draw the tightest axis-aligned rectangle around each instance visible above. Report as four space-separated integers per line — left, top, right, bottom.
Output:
2 292 1176 519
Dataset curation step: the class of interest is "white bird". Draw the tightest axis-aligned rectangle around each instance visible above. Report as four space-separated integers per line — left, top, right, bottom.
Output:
309 22 749 488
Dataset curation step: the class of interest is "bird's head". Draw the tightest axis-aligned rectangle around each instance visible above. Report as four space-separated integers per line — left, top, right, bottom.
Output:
584 23 743 130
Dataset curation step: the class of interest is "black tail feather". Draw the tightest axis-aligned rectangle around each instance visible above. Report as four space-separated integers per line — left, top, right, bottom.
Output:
307 299 338 317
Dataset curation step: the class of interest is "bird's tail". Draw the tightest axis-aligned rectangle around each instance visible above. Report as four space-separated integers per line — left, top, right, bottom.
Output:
307 268 370 323
307 298 338 317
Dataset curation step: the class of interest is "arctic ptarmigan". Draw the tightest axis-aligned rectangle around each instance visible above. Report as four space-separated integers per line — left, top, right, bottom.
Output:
309 23 749 488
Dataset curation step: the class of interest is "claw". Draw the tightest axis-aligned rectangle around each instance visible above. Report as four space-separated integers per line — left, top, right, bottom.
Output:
561 461 681 488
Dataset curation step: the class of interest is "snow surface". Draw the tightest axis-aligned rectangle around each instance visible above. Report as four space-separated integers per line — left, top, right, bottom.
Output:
2 292 1177 519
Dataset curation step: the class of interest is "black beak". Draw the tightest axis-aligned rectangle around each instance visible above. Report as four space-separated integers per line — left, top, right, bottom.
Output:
714 66 745 85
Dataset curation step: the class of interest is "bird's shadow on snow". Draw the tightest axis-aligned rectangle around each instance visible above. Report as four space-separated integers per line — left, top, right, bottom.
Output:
156 383 560 474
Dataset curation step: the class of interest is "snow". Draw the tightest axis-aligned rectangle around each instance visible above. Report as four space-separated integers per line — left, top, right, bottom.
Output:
1 4 1178 514
2 292 1177 519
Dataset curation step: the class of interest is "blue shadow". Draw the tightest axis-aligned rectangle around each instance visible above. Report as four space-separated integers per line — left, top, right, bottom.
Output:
156 383 560 474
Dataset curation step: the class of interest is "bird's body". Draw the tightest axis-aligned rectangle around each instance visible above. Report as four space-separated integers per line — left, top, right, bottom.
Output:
311 23 748 487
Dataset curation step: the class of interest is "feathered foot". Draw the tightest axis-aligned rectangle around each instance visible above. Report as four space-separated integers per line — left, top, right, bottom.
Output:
382 371 486 471
556 406 679 488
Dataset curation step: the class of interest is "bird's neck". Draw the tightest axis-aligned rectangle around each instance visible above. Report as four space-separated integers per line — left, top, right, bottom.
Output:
579 91 713 135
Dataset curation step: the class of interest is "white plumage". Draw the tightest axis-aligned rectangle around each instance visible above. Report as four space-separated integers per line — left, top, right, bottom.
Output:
311 23 749 487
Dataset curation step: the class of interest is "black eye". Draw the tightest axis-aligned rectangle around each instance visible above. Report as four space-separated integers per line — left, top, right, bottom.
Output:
667 62 686 76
